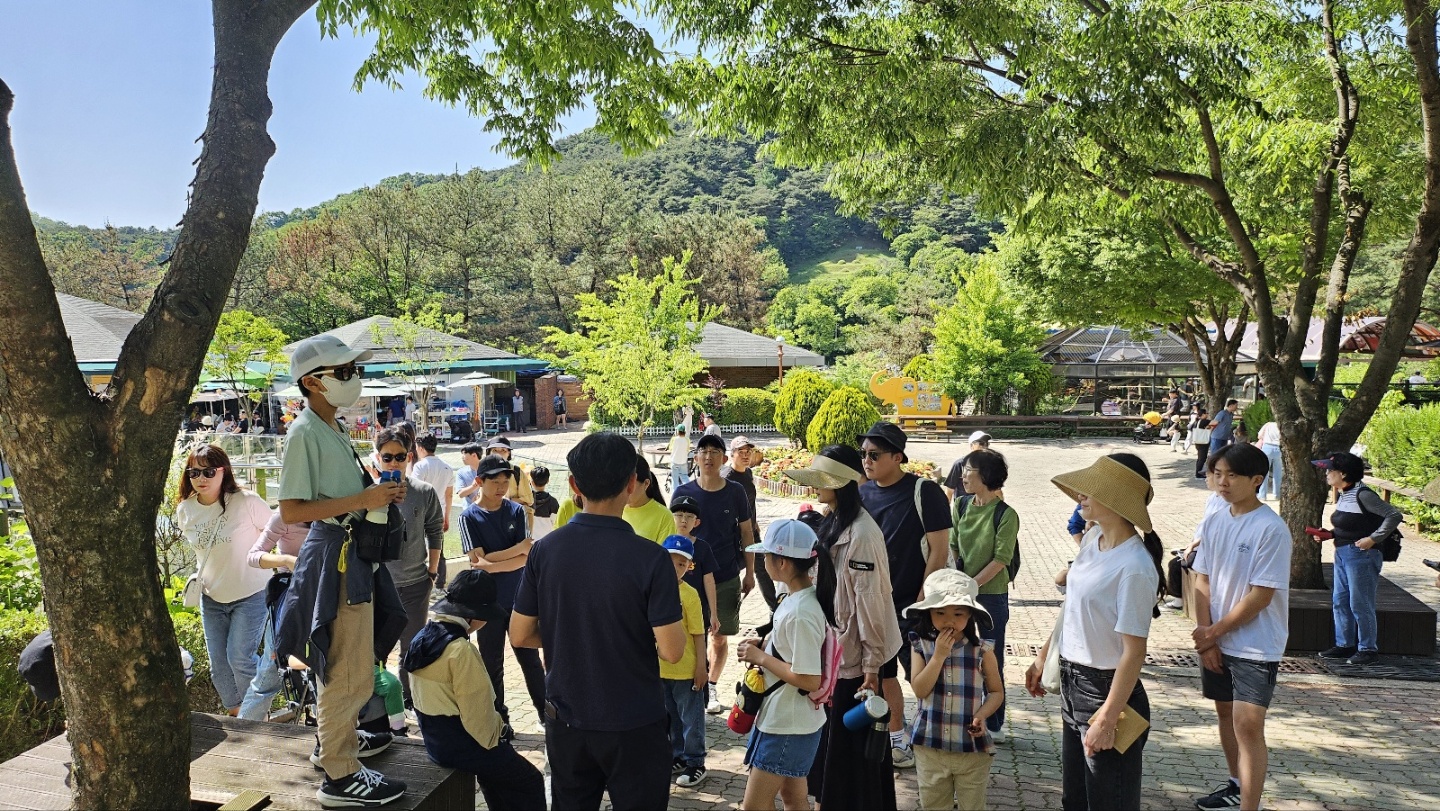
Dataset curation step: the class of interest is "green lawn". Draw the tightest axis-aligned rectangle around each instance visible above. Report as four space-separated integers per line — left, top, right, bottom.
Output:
786 240 897 286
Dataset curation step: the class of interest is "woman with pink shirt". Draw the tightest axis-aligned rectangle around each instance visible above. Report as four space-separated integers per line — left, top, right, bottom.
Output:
237 511 310 721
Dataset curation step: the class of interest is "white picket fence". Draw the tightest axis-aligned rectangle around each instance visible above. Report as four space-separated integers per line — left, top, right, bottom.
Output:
607 424 779 438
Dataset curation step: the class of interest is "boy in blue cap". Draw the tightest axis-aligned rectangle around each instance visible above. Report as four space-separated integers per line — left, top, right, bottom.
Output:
661 534 709 788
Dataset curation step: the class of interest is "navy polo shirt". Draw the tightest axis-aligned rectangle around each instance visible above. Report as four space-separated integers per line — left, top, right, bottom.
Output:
513 512 683 731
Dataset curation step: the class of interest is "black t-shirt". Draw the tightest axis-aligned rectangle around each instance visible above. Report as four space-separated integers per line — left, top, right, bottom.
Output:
682 536 720 624
860 473 953 612
721 465 758 531
942 453 973 493
673 479 751 582
458 499 528 610
513 513 683 731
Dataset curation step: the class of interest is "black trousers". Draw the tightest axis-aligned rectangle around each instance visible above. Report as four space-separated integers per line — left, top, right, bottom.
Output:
475 608 546 722
546 715 671 811
392 578 432 707
1060 660 1150 811
419 713 545 811
808 675 896 809
1195 442 1210 477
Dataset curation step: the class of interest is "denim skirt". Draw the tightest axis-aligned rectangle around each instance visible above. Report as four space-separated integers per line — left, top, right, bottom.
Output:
745 727 823 778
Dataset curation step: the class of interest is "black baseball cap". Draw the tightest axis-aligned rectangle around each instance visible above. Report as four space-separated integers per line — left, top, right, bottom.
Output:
695 434 726 452
857 421 908 463
476 454 513 479
670 495 701 515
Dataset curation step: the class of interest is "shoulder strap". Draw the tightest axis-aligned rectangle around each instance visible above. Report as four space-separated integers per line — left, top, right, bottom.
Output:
992 499 1009 535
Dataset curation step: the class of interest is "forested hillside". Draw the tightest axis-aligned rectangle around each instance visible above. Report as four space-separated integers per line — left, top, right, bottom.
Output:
33 127 998 359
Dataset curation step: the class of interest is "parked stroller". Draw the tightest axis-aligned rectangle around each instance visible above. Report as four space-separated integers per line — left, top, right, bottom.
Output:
278 656 391 734
1132 411 1163 444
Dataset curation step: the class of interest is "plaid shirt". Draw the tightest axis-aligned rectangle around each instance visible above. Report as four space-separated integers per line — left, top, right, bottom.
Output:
908 632 995 753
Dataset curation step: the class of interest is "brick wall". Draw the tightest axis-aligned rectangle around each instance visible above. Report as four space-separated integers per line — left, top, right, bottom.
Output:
694 366 786 390
532 373 592 426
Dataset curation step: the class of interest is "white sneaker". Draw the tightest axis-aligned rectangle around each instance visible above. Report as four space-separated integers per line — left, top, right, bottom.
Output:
990 724 1006 743
1164 596 1185 610
705 685 724 715
891 743 915 768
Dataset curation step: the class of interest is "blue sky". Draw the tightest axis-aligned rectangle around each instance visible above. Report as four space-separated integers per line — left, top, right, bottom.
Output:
2 1 596 229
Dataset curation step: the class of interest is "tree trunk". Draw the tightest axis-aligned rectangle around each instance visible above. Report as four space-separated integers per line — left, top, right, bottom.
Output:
1276 426 1331 589
0 1 314 805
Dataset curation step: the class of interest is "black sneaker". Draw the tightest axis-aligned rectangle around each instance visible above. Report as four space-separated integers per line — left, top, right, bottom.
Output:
317 766 406 808
675 765 708 788
1347 650 1380 666
1318 645 1357 660
1195 780 1241 809
1424 559 1440 572
311 731 394 769
671 757 687 776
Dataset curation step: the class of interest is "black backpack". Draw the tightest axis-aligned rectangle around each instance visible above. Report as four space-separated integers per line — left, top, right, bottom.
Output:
1356 484 1404 562
954 495 1020 579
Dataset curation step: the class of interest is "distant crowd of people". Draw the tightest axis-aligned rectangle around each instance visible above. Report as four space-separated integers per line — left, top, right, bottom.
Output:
155 335 1412 811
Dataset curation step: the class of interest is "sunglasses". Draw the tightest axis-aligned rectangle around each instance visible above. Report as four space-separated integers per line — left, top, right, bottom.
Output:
861 450 894 462
186 467 222 480
314 364 363 382
379 452 409 463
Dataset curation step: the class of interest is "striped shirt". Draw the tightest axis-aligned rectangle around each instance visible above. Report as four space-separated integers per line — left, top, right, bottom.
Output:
909 632 995 754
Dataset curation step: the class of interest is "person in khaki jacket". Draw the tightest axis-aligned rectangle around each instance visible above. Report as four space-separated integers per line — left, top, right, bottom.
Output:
403 570 544 811
785 445 904 810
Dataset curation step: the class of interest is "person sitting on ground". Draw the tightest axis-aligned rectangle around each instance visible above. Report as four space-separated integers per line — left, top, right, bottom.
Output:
404 570 545 811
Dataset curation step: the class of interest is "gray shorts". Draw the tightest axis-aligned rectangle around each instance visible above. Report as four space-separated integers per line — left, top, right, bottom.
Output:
1201 654 1279 708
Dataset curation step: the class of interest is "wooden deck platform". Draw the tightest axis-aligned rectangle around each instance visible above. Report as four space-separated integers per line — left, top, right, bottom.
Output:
1183 563 1437 656
0 713 472 810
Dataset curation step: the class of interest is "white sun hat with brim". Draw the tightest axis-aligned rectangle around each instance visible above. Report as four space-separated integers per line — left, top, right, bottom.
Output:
904 569 993 631
783 450 867 491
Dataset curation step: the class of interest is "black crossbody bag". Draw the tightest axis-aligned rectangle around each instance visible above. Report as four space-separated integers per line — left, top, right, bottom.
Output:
343 449 405 564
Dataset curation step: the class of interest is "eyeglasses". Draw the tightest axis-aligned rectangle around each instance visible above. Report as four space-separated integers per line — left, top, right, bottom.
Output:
695 449 723 457
962 467 977 475
379 452 409 463
861 450 893 462
186 467 221 480
315 363 363 382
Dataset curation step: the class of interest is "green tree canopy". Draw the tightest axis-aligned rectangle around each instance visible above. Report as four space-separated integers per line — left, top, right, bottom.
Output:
933 261 1052 415
202 310 289 423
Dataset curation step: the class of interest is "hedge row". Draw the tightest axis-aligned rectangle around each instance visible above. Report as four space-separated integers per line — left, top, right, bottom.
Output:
1361 404 1440 531
0 608 224 763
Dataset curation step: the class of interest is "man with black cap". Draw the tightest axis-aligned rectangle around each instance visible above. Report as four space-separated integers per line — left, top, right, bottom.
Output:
404 570 545 810
457 454 544 726
858 420 952 768
674 432 756 714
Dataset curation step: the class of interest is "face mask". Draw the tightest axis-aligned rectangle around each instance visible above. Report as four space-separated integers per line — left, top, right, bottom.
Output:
318 374 362 409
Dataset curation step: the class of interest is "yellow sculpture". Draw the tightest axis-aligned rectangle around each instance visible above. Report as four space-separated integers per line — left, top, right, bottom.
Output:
869 371 956 427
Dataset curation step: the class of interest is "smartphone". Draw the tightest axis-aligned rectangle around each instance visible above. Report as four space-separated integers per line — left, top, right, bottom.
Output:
379 470 401 484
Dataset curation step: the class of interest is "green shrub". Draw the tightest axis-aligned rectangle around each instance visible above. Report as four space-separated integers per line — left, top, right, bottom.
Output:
1241 399 1272 438
774 370 835 447
172 610 224 713
0 520 44 612
1361 404 1440 531
806 387 882 452
719 388 776 425
0 610 64 762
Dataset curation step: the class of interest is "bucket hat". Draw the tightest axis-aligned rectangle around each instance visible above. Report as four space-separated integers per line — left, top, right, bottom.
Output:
784 447 867 491
857 421 908 463
903 569 993 631
1051 455 1154 533
431 570 509 623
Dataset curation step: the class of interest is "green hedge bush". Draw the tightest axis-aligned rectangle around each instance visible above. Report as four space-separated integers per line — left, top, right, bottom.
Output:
1361 404 1440 530
807 387 882 452
1241 399 1272 437
718 388 776 425
775 370 835 447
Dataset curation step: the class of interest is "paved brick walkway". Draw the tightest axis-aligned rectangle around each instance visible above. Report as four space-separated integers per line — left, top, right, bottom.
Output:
440 433 1440 809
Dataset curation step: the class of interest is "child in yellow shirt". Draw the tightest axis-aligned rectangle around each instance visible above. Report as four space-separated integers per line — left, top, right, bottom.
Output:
660 535 708 788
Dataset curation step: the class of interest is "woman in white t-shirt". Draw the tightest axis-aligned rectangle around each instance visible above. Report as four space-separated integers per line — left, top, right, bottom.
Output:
176 444 273 716
736 519 837 811
1025 453 1165 811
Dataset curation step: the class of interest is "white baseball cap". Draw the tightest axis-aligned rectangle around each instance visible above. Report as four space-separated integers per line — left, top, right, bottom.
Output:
745 518 819 559
289 334 374 381
968 430 992 445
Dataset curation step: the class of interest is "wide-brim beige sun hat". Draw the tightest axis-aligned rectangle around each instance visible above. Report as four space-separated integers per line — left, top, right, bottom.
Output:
903 569 993 631
784 453 867 491
1051 455 1155 533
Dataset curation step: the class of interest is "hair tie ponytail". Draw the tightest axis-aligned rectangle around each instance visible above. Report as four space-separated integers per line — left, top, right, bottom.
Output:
1141 530 1166 617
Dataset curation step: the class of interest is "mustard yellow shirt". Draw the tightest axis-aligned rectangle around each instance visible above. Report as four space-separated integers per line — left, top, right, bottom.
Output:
660 581 705 680
408 624 503 749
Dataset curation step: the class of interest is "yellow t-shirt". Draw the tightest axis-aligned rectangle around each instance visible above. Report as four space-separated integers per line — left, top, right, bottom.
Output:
624 498 678 544
555 498 580 529
660 581 704 681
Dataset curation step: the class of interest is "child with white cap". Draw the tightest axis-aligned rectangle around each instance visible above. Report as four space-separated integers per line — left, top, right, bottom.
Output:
736 519 838 809
905 569 1004 811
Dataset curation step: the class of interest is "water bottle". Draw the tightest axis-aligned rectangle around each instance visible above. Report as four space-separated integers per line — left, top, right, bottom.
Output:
368 470 400 524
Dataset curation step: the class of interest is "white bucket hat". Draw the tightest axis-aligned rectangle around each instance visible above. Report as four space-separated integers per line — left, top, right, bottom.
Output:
903 569 993 631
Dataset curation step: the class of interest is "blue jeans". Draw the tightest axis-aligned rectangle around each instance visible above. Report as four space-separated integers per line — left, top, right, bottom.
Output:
670 464 691 495
663 678 707 768
976 592 1009 732
1333 543 1383 652
1209 436 1231 454
237 610 282 720
201 590 267 710
1259 443 1283 500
